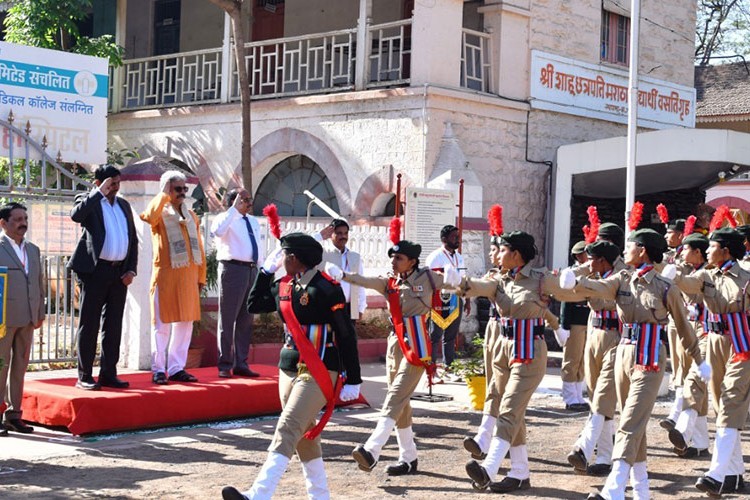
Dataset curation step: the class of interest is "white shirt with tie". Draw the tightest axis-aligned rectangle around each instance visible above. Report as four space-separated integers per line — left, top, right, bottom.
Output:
98 189 130 262
210 206 265 264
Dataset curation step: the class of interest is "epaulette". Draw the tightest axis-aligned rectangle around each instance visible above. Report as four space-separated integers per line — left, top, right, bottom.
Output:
320 271 340 285
529 267 548 279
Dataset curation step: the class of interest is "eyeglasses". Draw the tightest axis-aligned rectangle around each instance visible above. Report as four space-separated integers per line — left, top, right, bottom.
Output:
173 186 189 193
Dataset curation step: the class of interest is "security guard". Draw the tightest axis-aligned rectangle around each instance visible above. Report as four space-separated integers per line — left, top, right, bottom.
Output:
567 240 625 477
459 231 574 494
222 233 362 500
329 240 459 476
561 228 709 500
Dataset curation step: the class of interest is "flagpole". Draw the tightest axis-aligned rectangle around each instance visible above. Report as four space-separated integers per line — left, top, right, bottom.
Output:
625 0 640 237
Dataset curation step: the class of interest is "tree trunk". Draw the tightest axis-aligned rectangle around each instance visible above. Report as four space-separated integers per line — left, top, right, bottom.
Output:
229 8 254 194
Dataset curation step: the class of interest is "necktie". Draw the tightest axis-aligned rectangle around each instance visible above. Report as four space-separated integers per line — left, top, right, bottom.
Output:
243 216 259 263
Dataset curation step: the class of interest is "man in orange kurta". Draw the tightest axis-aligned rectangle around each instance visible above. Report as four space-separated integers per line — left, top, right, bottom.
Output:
140 171 206 384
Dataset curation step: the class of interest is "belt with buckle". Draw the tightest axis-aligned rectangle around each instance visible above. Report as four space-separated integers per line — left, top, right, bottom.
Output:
220 259 256 268
591 317 620 329
98 259 124 267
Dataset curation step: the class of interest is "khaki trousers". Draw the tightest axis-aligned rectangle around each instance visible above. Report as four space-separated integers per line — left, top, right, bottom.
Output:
383 334 425 428
492 336 547 445
707 333 732 419
682 327 709 417
269 368 338 461
561 324 586 383
483 319 502 417
667 319 691 387
613 343 667 464
585 326 620 419
714 336 750 429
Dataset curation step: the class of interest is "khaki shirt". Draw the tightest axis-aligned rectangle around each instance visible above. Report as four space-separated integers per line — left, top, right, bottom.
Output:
578 258 629 313
343 267 447 317
674 261 750 315
679 262 707 309
577 268 702 365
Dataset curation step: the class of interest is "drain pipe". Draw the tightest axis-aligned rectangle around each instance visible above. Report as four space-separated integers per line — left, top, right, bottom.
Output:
524 110 554 265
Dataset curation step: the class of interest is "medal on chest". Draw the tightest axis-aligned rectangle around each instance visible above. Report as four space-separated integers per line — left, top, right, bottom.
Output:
299 292 310 306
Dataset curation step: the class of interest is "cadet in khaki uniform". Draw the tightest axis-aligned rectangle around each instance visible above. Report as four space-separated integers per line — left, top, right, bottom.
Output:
665 232 711 459
459 231 573 494
329 240 459 476
737 224 750 269
222 233 362 500
567 241 625 477
560 228 709 500
665 228 750 497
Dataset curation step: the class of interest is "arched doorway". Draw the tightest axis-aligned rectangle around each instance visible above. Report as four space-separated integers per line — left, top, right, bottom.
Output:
254 154 340 216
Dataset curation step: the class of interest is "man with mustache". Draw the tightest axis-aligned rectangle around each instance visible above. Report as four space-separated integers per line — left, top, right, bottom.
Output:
0 202 45 435
141 171 206 385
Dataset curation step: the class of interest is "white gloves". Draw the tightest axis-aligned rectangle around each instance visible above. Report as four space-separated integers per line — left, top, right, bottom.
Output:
554 327 570 348
339 383 361 402
696 360 712 383
559 268 576 290
261 246 285 274
324 262 344 280
661 264 677 280
443 263 462 287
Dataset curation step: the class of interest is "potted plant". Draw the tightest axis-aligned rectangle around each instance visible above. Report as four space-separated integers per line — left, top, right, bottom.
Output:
449 336 486 411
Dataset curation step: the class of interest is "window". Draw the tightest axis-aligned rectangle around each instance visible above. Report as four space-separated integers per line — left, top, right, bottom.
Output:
601 10 630 66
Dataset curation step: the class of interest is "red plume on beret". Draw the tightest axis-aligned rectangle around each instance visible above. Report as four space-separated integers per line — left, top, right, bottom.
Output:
262 204 281 240
728 209 738 228
388 217 401 245
683 215 697 236
582 205 600 244
709 205 734 232
628 201 644 231
656 203 669 225
488 204 503 236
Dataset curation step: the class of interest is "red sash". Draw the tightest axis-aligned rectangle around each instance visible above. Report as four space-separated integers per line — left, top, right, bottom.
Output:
386 277 433 373
278 275 343 440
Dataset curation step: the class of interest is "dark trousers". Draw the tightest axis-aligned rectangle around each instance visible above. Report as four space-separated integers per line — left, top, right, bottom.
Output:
217 262 256 371
430 302 462 367
75 262 127 381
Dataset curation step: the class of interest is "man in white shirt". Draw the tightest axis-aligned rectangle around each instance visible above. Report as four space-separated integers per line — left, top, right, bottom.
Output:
318 219 367 335
210 188 264 378
425 225 469 373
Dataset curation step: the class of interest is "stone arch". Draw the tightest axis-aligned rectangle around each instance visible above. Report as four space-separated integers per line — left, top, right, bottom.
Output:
248 128 352 215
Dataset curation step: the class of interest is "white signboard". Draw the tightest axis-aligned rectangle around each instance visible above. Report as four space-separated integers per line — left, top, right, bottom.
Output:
0 41 108 164
531 50 695 129
404 187 456 253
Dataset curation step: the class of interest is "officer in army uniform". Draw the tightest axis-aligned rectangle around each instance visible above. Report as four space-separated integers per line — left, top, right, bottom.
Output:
222 233 362 500
561 228 709 500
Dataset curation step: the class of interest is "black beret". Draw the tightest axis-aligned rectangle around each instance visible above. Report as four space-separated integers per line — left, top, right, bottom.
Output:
667 219 686 232
736 225 750 238
388 240 421 259
280 232 323 266
682 233 709 252
598 222 624 240
585 241 621 264
571 241 587 255
499 230 535 251
440 225 458 239
628 228 668 254
709 227 744 247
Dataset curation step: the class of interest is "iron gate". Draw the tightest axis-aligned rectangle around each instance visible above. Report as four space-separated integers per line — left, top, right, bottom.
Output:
0 112 93 366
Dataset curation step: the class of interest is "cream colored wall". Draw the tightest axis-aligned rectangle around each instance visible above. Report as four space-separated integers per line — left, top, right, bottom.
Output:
180 0 223 51
284 0 407 36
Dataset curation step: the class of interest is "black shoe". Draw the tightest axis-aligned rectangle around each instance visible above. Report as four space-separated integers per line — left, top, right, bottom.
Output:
4 419 34 434
586 463 612 476
659 418 676 430
99 377 129 389
218 370 232 378
668 428 687 451
680 447 708 459
152 372 168 385
168 370 198 382
75 377 101 391
386 459 418 476
463 436 487 460
566 403 590 412
221 486 248 500
695 475 723 497
465 460 490 490
0 428 7 436
233 367 260 378
352 445 377 472
489 476 531 493
723 475 745 493
567 448 588 473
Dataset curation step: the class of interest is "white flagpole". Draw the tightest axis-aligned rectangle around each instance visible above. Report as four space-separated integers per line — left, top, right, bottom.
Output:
625 0 640 237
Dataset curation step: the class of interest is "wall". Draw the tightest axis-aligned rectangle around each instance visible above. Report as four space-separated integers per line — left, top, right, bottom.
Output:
180 0 223 52
126 0 152 58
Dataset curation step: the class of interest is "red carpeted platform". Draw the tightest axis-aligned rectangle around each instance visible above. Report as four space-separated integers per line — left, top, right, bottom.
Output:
20 365 368 435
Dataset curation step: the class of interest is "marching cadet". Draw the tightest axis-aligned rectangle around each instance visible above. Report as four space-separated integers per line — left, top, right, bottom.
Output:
559 241 592 411
222 233 362 500
567 241 624 477
665 230 711 459
663 227 750 497
458 227 573 494
560 228 710 500
326 237 460 476
736 224 750 268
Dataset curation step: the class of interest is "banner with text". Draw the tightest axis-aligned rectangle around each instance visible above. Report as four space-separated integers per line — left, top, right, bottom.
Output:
404 187 456 253
0 42 108 164
530 50 695 129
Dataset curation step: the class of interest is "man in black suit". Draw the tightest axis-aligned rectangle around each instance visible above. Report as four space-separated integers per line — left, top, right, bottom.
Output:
68 165 138 390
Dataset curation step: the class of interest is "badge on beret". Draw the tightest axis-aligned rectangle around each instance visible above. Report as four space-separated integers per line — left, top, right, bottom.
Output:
393 245 400 252
300 292 309 306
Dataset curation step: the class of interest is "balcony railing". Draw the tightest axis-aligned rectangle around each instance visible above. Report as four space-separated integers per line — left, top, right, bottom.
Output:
109 19 493 112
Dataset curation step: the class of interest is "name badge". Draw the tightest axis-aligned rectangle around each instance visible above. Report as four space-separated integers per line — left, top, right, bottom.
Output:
412 285 423 292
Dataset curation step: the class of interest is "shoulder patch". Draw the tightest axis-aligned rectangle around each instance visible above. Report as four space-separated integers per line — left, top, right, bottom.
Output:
320 271 340 285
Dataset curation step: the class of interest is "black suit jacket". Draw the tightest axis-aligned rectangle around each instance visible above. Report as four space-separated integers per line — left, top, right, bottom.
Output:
67 190 138 275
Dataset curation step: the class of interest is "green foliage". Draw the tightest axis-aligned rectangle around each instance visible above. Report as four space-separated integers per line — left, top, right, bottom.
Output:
4 0 125 66
204 249 219 295
105 145 139 167
449 335 485 378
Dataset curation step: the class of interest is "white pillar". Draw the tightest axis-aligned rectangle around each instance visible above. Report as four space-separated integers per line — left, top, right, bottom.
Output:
410 0 463 88
354 0 372 90
220 12 232 103
111 0 127 113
